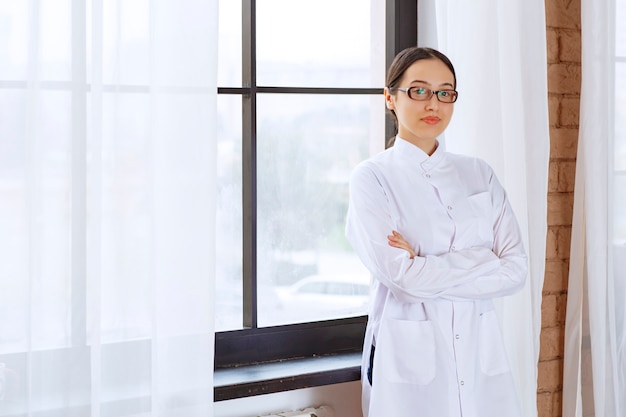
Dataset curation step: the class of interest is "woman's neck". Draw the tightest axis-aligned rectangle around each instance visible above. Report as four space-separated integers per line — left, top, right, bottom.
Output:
400 136 438 156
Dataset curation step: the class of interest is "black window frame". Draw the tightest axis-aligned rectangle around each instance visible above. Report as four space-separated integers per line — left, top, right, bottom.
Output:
214 0 418 401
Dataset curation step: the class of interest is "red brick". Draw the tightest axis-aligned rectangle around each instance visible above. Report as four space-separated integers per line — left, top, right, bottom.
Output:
549 96 560 127
543 260 569 293
547 192 574 226
537 359 563 391
559 29 581 63
537 391 553 417
550 128 579 159
546 226 559 260
545 226 572 260
552 390 563 417
542 295 559 328
558 294 569 326
539 325 564 360
557 226 572 259
545 0 581 30
548 160 559 193
547 28 559 64
556 160 577 192
559 96 580 127
548 63 581 95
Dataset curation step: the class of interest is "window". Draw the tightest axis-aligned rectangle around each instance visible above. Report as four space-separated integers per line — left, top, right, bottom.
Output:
214 0 418 400
613 0 626 380
215 0 384 332
614 0 626 242
0 1 216 414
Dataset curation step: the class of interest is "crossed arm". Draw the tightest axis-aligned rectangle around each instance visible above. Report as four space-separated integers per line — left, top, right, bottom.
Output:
387 230 416 258
346 165 527 302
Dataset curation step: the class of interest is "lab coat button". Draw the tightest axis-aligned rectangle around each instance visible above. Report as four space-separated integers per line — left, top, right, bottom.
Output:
447 205 452 211
455 334 460 340
425 173 431 178
451 245 456 251
460 380 465 386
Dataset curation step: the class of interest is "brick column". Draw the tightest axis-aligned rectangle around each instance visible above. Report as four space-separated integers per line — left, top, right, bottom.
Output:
539 1 581 417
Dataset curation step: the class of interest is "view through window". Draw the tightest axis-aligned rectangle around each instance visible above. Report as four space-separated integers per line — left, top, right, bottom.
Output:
215 0 385 331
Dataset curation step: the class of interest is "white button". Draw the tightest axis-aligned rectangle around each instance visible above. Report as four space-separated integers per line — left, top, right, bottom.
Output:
460 381 465 386
455 334 460 340
447 205 452 211
424 173 431 178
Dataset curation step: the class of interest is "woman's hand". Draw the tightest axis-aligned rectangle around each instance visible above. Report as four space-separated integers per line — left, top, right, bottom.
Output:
387 230 416 259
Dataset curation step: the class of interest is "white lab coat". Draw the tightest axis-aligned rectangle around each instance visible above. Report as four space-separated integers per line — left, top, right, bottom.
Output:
345 137 527 417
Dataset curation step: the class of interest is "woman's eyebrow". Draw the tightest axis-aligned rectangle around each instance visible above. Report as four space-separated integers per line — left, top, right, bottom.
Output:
409 79 455 88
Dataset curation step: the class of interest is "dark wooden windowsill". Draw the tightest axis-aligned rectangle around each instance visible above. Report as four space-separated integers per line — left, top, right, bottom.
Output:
213 352 362 402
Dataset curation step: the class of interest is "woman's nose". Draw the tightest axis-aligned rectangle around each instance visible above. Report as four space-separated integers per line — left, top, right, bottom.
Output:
425 95 439 110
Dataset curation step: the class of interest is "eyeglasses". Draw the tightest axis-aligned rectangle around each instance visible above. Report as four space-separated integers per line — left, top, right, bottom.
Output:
390 87 458 103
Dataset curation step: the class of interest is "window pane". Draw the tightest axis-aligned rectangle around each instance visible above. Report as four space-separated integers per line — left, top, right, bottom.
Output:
215 94 243 331
98 93 153 343
615 65 626 242
0 91 72 353
616 63 626 171
614 174 626 242
102 0 151 85
256 0 385 88
217 0 242 87
0 1 29 79
617 0 626 57
256 93 383 327
40 0 71 81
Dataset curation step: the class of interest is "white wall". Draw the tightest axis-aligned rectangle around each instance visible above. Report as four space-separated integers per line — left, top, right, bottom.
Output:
213 381 363 417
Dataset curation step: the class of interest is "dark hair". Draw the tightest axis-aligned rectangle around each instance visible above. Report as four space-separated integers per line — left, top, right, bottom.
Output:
385 47 456 146
386 47 456 90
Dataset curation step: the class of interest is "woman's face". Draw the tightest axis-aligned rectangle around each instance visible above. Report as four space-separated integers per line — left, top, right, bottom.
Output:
385 58 455 148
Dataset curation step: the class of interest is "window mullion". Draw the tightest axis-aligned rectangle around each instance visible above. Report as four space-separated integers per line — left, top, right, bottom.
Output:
242 0 257 329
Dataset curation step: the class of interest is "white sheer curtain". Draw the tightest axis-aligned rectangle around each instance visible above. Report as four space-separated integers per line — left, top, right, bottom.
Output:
419 2 550 417
0 0 217 415
563 0 626 415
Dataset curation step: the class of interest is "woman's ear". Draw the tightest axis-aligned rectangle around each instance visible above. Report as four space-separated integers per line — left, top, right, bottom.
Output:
384 87 395 110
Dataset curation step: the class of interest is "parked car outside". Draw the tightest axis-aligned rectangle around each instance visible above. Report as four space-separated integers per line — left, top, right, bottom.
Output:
271 274 370 325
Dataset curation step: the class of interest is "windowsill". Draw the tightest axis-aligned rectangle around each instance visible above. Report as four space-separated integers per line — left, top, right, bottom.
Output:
213 352 362 401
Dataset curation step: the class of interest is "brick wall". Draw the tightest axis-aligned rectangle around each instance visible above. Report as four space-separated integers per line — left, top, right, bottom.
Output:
538 0 581 416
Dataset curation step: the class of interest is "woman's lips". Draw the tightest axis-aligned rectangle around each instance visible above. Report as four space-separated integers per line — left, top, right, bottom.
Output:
421 116 440 125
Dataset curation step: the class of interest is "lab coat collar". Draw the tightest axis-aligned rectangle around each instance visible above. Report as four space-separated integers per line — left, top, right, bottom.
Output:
393 136 444 172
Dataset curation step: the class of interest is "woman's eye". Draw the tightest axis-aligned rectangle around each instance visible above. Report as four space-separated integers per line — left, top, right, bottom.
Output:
415 87 428 95
439 91 449 97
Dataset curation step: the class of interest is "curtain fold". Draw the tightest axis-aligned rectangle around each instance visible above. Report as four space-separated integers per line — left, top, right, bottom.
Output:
419 1 550 416
0 0 218 415
563 0 625 416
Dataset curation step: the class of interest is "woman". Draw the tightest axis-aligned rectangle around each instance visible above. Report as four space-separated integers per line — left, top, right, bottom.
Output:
345 47 527 417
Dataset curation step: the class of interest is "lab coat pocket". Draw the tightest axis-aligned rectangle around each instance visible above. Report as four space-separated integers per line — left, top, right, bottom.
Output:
376 318 436 385
478 310 510 376
456 192 494 245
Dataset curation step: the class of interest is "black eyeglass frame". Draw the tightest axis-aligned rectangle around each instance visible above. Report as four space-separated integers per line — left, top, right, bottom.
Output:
389 86 459 103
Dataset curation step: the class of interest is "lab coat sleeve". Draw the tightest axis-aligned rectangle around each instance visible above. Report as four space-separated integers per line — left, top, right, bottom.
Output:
441 170 528 300
345 164 501 304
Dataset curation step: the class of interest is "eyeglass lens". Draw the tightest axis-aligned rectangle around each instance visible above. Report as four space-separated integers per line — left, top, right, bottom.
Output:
408 87 457 103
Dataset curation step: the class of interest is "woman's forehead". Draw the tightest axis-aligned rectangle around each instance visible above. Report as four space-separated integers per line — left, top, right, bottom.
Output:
402 59 455 85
